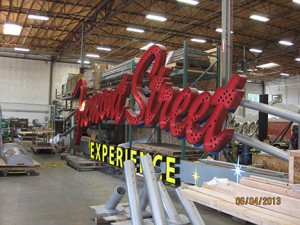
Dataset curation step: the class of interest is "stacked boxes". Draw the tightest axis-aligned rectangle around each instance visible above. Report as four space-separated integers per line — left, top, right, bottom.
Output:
66 73 83 95
84 64 108 90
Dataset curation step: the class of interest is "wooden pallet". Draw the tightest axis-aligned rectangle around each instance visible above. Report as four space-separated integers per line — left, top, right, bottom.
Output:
31 144 56 154
181 176 300 225
0 158 40 176
66 156 103 171
132 143 204 159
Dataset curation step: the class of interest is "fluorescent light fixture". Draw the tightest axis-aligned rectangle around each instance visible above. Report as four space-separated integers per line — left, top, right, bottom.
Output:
280 73 289 76
249 48 262 53
3 23 22 35
215 28 234 33
97 46 111 51
250 14 269 22
77 60 90 64
146 14 167 22
247 80 253 83
293 0 300 4
256 62 279 69
295 57 300 61
247 69 254 72
14 47 30 52
126 27 144 33
140 43 155 50
28 14 49 21
177 0 199 5
279 40 293 46
86 53 100 58
191 38 206 43
215 28 222 33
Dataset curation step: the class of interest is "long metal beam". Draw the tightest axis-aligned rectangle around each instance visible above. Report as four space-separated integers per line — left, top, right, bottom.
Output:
176 187 206 225
124 160 143 225
232 133 288 162
140 155 167 225
57 0 135 56
240 99 300 124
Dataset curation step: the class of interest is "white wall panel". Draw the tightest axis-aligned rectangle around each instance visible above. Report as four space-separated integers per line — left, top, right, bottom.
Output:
0 57 50 123
266 76 300 105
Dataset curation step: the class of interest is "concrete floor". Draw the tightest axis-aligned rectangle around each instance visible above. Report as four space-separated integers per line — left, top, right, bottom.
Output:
0 144 247 225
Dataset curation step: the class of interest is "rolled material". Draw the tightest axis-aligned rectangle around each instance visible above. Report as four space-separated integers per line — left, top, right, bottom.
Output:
1 143 33 166
158 180 182 223
176 187 206 225
124 160 143 225
233 133 288 162
140 166 162 211
141 155 167 225
105 186 126 212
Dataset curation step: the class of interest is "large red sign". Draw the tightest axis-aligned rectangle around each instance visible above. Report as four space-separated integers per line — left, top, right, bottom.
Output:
73 45 246 153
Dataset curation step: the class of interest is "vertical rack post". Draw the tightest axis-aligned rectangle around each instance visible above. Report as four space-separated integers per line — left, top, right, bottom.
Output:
157 127 161 144
216 46 221 88
181 40 188 160
129 59 135 148
98 124 102 143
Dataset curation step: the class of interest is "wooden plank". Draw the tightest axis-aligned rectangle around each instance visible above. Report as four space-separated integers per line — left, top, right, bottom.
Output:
240 177 300 199
248 176 300 188
289 154 295 184
234 182 300 218
181 188 299 225
132 143 201 156
289 150 300 157
252 153 288 173
202 182 234 196
289 150 300 184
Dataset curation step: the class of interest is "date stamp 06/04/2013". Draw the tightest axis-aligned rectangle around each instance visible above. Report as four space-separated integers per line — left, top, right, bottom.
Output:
235 197 281 206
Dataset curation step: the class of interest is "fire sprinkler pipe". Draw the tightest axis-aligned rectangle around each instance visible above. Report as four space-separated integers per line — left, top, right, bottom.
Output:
140 155 167 225
124 160 143 225
176 187 206 225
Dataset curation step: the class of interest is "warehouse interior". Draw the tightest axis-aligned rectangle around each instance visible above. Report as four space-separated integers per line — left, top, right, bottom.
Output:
1 0 300 225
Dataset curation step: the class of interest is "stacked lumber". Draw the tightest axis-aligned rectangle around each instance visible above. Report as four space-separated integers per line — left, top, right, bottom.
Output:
132 143 204 160
181 176 300 225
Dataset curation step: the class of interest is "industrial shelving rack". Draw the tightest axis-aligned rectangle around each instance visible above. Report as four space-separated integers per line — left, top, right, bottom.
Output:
98 40 220 160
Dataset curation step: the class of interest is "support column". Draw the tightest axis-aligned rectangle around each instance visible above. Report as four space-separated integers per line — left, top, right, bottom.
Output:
80 22 86 74
258 94 268 142
221 0 232 85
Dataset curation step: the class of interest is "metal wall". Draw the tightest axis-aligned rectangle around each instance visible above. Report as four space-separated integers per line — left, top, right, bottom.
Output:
266 76 300 105
0 57 50 123
0 57 79 124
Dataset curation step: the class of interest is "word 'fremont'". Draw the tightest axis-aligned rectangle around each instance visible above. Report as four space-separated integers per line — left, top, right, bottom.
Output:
73 45 246 152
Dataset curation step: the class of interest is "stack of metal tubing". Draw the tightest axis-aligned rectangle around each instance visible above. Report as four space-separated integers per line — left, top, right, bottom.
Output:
93 155 205 225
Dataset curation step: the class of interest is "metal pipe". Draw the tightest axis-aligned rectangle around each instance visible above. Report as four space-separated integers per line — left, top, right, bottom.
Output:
80 22 86 74
176 187 206 225
221 0 232 85
240 99 300 124
105 186 126 212
158 180 182 223
140 166 162 211
140 155 167 225
233 133 288 161
124 160 143 225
